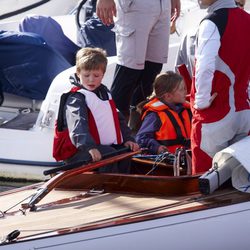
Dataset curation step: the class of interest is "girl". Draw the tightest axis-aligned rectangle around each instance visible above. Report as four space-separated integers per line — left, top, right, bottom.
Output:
136 71 191 155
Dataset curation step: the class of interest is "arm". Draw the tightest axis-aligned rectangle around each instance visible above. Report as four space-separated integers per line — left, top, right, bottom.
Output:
135 112 162 154
175 31 196 78
96 0 117 26
171 0 181 21
175 34 188 71
65 93 101 161
194 20 220 110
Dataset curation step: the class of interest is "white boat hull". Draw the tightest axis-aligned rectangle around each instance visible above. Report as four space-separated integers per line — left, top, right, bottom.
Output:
0 127 60 181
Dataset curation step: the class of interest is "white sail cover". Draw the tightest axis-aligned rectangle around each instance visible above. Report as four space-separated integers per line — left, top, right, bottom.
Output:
212 136 250 193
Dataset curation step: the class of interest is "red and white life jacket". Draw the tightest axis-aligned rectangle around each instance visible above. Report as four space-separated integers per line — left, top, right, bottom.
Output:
53 87 123 161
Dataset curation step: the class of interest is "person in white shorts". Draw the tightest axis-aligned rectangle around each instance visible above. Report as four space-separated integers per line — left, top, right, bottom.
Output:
96 0 181 131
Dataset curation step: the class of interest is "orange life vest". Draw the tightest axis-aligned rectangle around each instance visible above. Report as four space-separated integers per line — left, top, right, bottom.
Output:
142 98 192 153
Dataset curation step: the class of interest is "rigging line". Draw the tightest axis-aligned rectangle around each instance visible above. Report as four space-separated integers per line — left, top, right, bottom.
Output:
33 189 104 211
146 152 170 175
0 0 51 20
2 189 105 215
3 194 34 214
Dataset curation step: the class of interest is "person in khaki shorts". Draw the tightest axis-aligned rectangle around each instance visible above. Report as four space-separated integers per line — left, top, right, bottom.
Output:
96 0 181 132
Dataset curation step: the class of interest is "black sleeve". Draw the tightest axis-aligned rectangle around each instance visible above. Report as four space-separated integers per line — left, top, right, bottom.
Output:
64 92 97 151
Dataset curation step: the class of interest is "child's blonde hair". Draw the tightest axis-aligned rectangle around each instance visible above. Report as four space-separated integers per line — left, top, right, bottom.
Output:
153 71 183 99
76 47 108 73
137 71 183 114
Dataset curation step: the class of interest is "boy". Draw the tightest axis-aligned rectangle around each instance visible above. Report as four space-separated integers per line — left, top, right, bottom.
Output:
53 47 139 173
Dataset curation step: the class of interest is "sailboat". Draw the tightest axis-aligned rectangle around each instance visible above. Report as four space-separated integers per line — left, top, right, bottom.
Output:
0 0 205 182
0 136 250 249
1 1 250 249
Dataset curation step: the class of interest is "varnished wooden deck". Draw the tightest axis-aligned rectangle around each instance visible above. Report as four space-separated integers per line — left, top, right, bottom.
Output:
0 187 190 237
1 182 250 240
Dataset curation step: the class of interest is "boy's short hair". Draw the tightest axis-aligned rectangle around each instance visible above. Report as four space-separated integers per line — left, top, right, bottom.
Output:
76 47 108 73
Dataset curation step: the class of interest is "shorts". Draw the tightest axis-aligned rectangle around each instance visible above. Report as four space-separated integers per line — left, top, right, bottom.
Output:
113 0 171 69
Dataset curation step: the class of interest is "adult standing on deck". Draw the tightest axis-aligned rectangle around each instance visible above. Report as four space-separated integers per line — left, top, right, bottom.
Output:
190 0 250 174
96 0 181 131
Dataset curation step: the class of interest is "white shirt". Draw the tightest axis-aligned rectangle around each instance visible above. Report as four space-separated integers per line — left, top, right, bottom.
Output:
194 19 221 109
